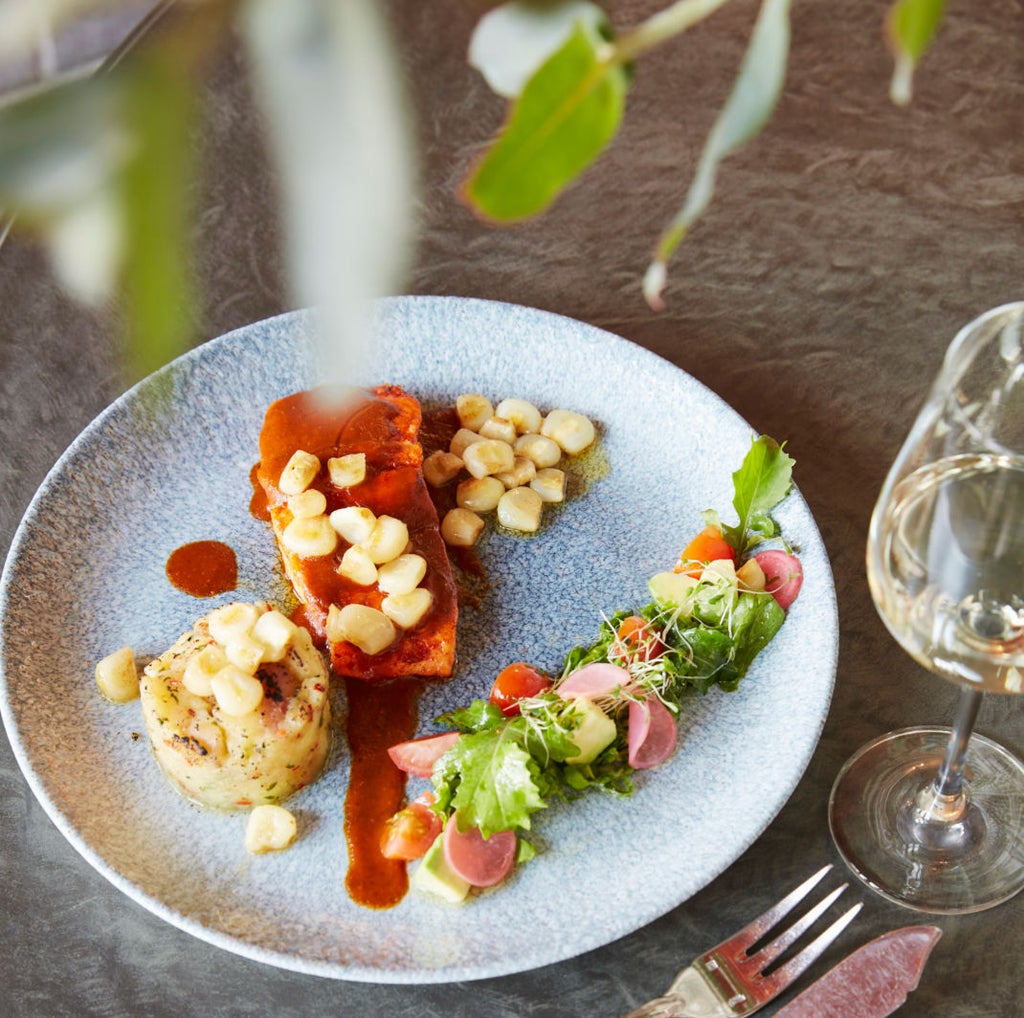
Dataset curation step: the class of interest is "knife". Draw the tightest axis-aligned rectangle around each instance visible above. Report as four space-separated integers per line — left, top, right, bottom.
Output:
773 925 941 1017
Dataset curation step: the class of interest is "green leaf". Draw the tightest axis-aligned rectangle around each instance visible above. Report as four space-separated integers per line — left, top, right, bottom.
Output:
0 76 126 214
469 0 609 99
439 698 505 733
722 435 795 556
462 19 628 222
440 730 548 837
884 0 946 105
118 51 198 382
730 592 785 675
644 0 792 309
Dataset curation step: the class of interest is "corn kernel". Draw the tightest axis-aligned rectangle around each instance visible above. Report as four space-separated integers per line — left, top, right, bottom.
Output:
455 393 493 431
441 507 485 547
478 416 517 444
281 515 338 558
377 553 427 595
245 804 298 854
423 450 464 487
463 439 515 479
95 646 138 703
450 427 483 458
225 634 265 674
327 603 397 655
211 665 265 716
251 609 298 662
279 449 320 495
327 452 367 488
183 643 228 697
495 397 542 435
514 432 562 468
382 588 433 629
329 505 377 545
208 602 260 645
338 545 379 586
497 486 544 532
456 475 505 512
541 409 596 454
362 515 410 564
286 488 327 519
530 467 566 503
496 455 537 489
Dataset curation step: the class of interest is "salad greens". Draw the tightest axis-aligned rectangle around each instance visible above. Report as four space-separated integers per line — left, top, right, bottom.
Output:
710 434 795 558
419 435 797 868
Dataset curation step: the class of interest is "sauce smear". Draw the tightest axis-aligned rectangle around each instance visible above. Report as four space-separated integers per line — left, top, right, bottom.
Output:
165 540 237 597
248 463 270 522
343 677 423 908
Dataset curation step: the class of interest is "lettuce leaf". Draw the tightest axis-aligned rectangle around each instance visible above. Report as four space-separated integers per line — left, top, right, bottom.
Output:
718 435 795 556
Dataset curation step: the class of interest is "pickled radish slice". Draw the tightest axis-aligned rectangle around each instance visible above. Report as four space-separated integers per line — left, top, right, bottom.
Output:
754 550 803 610
442 820 517 888
387 732 460 777
627 697 678 769
557 662 630 698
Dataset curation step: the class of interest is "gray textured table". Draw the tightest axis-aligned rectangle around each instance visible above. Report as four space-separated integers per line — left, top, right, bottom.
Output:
2 2 1022 1015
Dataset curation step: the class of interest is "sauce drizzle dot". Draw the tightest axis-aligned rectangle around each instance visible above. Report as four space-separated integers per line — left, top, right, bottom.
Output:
165 540 238 598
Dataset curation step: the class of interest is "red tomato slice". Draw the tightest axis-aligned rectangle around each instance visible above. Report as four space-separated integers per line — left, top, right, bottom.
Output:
611 615 666 663
627 697 678 770
380 793 443 860
387 731 460 777
674 525 736 577
489 661 552 716
442 819 517 888
754 549 804 610
557 661 630 698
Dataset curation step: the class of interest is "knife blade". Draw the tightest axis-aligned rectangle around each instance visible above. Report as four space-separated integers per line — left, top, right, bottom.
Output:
773 925 941 1017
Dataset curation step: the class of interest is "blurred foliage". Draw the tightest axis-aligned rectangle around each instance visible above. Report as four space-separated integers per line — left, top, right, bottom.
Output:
0 0 947 382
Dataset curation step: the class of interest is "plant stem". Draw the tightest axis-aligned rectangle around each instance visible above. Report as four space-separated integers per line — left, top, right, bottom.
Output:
607 0 733 65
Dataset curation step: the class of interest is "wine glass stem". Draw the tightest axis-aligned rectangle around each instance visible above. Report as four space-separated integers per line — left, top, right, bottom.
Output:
934 688 983 799
900 688 984 843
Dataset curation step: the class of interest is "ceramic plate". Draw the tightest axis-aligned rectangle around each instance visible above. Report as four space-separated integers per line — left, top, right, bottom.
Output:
0 297 837 983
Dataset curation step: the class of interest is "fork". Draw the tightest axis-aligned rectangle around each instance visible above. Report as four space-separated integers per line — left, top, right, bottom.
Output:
622 865 862 1018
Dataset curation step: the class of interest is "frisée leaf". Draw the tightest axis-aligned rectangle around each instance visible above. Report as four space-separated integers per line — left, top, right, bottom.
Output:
434 727 547 838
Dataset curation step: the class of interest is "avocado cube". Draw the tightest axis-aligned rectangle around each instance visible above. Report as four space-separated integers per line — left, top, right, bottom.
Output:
410 832 470 903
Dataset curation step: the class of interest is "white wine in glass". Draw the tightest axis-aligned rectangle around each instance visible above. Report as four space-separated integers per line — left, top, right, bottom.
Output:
829 301 1024 914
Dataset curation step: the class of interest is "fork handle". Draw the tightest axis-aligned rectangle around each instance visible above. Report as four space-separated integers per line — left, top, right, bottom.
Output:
621 966 736 1018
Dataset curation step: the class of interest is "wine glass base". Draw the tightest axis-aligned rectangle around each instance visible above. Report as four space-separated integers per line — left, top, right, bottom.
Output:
828 725 1024 914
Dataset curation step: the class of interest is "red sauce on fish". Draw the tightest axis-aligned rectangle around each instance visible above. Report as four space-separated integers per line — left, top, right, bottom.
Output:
343 677 423 908
165 540 237 597
257 387 458 681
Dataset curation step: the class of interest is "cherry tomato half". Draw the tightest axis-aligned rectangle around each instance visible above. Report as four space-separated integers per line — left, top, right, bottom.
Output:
611 615 666 663
489 662 552 716
674 525 736 577
380 792 442 861
387 731 460 777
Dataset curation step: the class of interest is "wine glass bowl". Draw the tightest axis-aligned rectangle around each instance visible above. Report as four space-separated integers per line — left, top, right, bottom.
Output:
829 301 1024 914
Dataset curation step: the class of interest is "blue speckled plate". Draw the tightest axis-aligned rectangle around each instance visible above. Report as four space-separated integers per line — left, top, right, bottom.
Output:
0 297 837 983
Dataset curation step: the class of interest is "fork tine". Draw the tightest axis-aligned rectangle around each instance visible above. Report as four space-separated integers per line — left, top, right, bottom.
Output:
720 864 834 954
746 883 849 969
759 902 864 995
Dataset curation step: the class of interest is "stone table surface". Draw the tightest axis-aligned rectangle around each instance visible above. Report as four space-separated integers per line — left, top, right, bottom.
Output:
1 2 1022 1016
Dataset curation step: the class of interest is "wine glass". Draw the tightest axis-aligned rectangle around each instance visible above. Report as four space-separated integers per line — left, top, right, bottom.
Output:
829 301 1024 914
